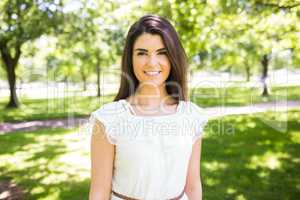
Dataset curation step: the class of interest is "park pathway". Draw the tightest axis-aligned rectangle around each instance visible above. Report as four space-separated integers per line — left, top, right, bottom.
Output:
1 100 299 134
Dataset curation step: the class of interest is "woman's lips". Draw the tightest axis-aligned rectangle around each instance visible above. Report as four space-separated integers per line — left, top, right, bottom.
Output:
144 71 161 76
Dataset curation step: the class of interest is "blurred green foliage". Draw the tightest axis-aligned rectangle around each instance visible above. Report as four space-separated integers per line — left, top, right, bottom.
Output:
143 0 300 71
1 0 299 106
0 0 66 107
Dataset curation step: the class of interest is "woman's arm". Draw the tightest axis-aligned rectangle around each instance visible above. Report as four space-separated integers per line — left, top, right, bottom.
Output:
89 120 115 200
184 137 203 200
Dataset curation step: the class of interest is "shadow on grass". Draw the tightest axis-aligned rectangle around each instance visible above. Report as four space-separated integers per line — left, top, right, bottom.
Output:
0 170 89 200
202 109 300 200
1 110 299 200
0 128 90 200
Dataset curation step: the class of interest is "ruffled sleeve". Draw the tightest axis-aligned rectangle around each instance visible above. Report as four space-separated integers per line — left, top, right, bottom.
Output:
86 101 125 145
88 112 117 145
188 101 209 143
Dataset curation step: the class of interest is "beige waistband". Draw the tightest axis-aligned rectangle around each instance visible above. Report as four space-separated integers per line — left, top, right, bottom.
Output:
112 190 185 200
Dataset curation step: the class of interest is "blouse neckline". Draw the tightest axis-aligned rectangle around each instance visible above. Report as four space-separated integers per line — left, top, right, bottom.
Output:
119 99 183 119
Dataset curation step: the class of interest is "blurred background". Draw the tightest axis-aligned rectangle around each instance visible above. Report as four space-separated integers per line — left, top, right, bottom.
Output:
0 0 299 199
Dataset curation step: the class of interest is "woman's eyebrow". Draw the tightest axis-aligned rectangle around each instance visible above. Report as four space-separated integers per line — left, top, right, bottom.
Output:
134 48 167 52
134 48 148 52
156 48 167 52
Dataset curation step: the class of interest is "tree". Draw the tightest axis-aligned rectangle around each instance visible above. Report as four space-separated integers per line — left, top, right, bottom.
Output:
54 0 126 97
0 0 64 107
142 0 300 95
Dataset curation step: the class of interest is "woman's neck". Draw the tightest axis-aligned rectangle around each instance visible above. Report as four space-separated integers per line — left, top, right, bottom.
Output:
128 84 175 108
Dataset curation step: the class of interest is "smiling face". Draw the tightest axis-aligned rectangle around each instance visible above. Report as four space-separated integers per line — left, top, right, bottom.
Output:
132 33 171 86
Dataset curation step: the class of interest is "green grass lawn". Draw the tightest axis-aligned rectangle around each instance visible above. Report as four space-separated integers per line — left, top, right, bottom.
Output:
0 128 90 200
202 109 300 200
0 86 299 123
0 94 115 123
0 110 299 199
191 85 300 107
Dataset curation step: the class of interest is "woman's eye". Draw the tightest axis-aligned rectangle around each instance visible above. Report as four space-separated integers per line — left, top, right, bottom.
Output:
137 52 146 56
158 51 167 55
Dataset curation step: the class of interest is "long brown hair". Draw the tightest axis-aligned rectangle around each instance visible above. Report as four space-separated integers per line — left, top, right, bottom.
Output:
113 14 188 103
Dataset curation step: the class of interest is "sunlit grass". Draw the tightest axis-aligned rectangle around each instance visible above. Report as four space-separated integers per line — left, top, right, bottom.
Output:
0 128 90 199
0 94 115 122
246 151 289 170
202 109 300 200
0 109 299 199
191 85 300 107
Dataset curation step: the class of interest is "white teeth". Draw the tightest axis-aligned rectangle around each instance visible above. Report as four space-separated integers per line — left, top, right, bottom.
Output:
144 71 161 76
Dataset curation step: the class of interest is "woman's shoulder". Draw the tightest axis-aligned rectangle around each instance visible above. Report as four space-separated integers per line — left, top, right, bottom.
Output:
181 100 205 115
92 100 125 117
181 100 209 141
181 100 208 124
88 100 125 145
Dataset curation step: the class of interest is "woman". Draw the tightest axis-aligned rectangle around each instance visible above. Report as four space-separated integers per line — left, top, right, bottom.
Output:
89 14 208 200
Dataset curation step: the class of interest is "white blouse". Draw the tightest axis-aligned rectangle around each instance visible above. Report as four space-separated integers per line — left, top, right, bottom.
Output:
88 99 208 200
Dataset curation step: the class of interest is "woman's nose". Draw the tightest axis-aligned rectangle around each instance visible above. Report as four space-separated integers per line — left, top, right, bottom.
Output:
147 55 159 67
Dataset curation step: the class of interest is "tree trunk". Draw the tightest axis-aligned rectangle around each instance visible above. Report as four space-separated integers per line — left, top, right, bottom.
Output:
80 71 87 91
83 77 87 91
0 43 21 108
96 58 101 97
261 54 270 96
6 62 19 107
245 64 251 82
